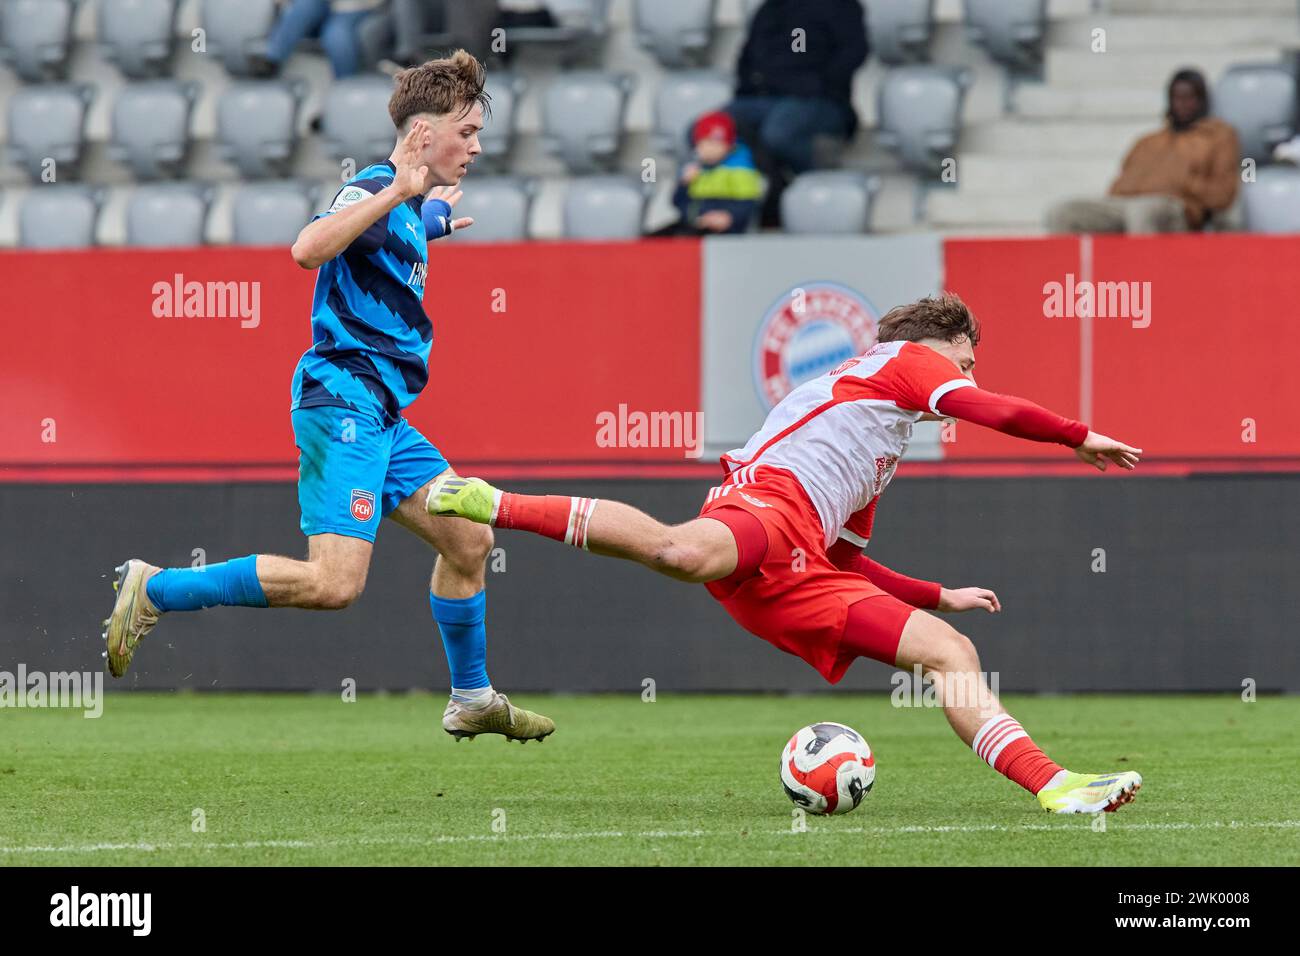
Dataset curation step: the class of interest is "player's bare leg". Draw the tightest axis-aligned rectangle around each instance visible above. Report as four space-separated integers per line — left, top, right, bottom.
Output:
894 610 1142 813
257 534 372 609
426 475 738 583
104 535 373 677
390 474 555 742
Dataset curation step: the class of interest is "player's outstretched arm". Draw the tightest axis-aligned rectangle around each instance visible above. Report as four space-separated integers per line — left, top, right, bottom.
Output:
935 387 1141 471
290 120 433 269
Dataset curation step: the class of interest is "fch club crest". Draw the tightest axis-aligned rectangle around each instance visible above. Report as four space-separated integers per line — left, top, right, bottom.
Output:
753 281 880 409
350 488 376 522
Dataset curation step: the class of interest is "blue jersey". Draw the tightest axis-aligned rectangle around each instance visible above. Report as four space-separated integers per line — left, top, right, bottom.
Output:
291 161 431 426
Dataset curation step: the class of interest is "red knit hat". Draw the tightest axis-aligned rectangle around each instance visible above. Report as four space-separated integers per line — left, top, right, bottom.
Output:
691 110 736 147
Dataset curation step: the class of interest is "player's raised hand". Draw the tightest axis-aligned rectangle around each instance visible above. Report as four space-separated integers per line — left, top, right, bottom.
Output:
393 119 432 198
938 587 1002 614
425 185 474 232
1074 431 1142 472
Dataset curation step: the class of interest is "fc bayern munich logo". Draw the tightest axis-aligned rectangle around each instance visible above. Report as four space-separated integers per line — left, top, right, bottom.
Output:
752 281 880 409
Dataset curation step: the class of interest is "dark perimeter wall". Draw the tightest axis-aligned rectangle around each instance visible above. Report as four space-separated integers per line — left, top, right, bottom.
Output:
2 475 1296 693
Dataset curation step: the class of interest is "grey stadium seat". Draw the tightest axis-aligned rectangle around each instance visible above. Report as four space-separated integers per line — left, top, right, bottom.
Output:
109 81 199 180
562 176 648 240
18 186 104 249
231 181 317 245
1215 64 1295 165
875 65 971 177
126 183 213 247
541 73 634 174
0 0 77 82
652 71 732 158
6 84 95 182
507 0 610 59
447 177 535 243
478 73 526 170
869 0 935 66
1243 167 1300 233
322 76 397 167
781 171 881 234
392 0 452 65
98 0 178 79
199 0 277 76
216 80 307 179
633 0 715 68
963 0 1046 74
354 7 396 72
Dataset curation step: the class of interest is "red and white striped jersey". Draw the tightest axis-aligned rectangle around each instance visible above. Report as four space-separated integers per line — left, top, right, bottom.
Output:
721 340 974 549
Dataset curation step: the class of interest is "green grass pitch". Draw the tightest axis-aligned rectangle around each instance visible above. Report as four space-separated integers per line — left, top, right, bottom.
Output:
2 693 1295 866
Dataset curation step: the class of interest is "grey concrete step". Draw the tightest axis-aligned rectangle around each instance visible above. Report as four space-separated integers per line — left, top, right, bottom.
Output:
962 118 1153 156
954 154 1114 194
1048 15 1300 49
1016 83 1164 120
1046 45 1283 88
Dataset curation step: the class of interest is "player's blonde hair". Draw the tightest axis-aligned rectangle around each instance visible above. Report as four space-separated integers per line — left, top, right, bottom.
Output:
388 49 491 129
876 293 981 347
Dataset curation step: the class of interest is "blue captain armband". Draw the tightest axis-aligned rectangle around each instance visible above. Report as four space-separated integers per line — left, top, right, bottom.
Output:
421 198 455 239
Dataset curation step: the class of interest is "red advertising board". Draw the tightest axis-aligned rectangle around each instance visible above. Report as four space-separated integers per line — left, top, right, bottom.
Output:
0 241 702 477
2 234 1295 481
942 234 1300 469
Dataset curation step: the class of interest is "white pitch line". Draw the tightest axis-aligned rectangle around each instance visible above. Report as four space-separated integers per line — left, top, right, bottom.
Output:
1 820 1296 855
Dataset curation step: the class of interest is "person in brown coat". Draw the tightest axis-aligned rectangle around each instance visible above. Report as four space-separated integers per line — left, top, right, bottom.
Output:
1047 69 1240 234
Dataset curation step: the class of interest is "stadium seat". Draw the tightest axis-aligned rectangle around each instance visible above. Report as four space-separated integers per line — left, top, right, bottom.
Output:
447 177 536 243
392 0 452 65
1242 167 1300 233
478 72 527 171
0 0 77 82
231 181 317 245
1215 64 1296 166
5 84 95 182
507 0 611 59
781 171 881 234
963 0 1047 74
216 80 307 179
321 75 398 168
633 0 715 68
98 0 178 79
561 176 648 240
125 183 213 247
868 0 935 66
651 71 732 158
875 65 971 177
109 81 199 180
354 7 396 72
540 72 635 174
18 186 104 249
199 0 277 76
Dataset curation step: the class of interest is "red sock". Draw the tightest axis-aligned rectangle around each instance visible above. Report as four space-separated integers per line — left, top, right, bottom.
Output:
971 714 1064 795
494 492 598 550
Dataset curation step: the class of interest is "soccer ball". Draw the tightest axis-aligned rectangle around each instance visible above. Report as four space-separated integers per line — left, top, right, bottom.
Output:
779 722 875 815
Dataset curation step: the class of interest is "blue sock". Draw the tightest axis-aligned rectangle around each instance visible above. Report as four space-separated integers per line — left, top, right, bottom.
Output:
431 590 490 692
145 555 268 612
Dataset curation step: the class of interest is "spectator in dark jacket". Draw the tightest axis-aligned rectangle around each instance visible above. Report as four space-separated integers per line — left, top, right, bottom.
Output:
725 0 868 226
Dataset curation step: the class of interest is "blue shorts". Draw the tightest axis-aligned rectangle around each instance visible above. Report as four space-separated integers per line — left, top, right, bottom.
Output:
291 405 450 542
